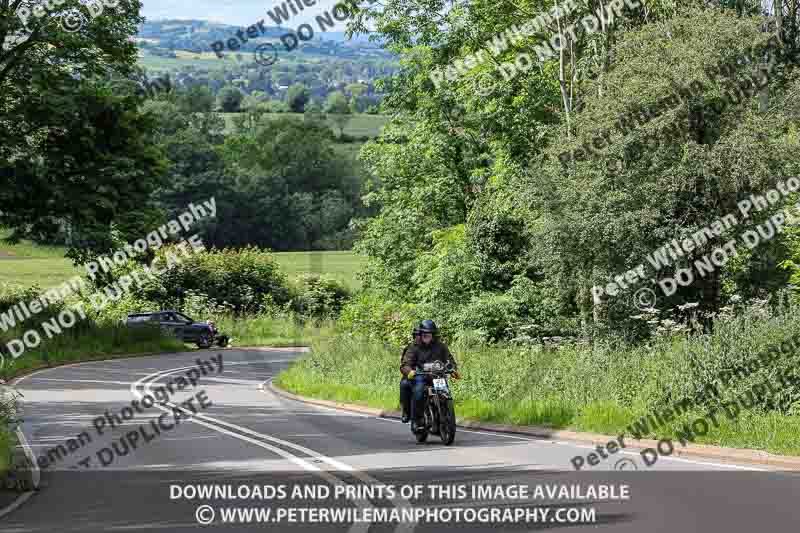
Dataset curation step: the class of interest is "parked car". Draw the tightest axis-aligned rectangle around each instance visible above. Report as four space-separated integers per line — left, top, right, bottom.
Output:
125 310 221 348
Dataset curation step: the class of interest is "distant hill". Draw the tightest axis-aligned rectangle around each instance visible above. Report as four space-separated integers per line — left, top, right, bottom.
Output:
137 19 392 62
134 20 397 112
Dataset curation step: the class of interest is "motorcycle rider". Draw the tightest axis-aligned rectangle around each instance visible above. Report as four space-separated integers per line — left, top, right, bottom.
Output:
206 319 230 347
399 326 421 423
400 319 460 433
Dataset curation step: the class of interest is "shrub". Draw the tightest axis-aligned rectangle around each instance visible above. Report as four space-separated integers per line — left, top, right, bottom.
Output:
77 291 162 324
0 283 69 343
338 291 421 347
291 274 351 320
126 246 292 315
451 292 519 342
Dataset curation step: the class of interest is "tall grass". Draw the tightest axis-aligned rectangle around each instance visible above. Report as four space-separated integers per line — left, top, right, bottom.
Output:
277 304 800 456
216 315 337 347
0 428 10 478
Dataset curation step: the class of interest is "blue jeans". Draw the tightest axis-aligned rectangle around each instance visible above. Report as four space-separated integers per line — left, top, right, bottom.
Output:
409 374 429 422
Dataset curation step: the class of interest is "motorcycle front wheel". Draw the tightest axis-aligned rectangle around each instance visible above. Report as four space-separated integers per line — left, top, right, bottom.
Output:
439 399 456 445
415 404 433 443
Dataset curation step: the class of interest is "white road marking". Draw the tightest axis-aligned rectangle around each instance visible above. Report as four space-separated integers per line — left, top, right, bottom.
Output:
133 361 416 533
267 381 768 472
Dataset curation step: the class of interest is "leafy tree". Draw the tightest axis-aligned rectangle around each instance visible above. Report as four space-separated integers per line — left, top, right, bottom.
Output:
325 91 351 137
324 91 350 114
1 84 169 273
0 0 154 258
534 9 800 334
218 86 244 112
346 83 368 98
141 100 191 141
213 117 361 249
178 85 215 113
345 0 800 341
286 83 310 113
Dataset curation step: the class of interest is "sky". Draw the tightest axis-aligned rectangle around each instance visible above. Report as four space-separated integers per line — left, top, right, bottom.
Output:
140 0 351 29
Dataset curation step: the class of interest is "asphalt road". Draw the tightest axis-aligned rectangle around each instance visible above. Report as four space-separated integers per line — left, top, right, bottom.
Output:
3 348 800 532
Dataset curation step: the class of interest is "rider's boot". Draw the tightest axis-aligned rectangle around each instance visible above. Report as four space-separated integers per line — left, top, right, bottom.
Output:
401 407 410 424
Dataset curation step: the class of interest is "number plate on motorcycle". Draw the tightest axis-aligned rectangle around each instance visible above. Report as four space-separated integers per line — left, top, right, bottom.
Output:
433 378 447 391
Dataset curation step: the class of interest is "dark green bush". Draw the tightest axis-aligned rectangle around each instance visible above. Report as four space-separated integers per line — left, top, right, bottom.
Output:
133 246 292 315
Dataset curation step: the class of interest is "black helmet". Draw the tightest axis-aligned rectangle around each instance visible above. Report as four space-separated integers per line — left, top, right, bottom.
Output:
418 319 438 335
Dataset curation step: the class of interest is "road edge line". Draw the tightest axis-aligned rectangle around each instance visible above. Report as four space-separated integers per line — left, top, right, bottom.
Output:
267 382 800 471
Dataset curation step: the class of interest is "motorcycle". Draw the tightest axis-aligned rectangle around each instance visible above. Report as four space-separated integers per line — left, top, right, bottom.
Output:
412 360 457 445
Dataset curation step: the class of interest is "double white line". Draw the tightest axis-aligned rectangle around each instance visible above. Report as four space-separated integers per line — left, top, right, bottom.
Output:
130 361 415 533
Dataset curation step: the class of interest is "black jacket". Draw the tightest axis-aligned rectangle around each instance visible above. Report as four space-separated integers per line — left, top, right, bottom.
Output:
400 340 457 377
400 343 415 375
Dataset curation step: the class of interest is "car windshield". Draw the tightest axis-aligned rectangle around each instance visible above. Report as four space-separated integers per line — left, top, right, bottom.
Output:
175 312 194 323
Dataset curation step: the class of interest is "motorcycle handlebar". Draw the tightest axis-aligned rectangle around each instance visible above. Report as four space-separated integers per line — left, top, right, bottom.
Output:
415 369 455 376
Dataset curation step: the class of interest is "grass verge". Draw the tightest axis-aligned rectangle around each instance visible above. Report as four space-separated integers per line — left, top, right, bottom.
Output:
1 325 187 381
217 316 336 347
0 426 11 479
276 309 800 457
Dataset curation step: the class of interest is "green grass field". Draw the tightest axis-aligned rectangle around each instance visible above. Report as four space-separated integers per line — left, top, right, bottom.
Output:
273 251 365 289
0 232 364 291
138 48 343 73
219 112 389 138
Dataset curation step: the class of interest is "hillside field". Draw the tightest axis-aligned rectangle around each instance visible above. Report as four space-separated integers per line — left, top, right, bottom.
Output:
0 232 365 291
218 112 390 137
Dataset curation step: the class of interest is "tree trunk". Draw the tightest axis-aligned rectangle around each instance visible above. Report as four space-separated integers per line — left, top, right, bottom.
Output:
696 262 720 334
762 0 783 112
554 3 572 138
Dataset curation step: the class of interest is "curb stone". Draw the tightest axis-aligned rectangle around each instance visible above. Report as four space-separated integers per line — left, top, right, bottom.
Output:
267 382 800 471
